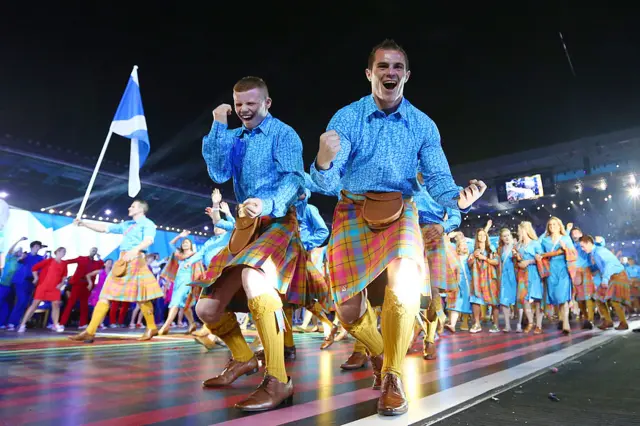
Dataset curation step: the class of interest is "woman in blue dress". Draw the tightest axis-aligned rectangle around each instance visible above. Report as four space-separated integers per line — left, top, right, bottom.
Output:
497 228 517 332
444 235 472 333
514 221 544 334
537 217 576 334
159 230 203 335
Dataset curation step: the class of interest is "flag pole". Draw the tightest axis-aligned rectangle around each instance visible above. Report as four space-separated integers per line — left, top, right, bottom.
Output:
76 130 114 220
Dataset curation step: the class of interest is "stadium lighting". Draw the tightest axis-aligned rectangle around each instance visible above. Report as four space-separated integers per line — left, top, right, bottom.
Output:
204 226 209 231
629 186 640 198
552 204 557 209
0 191 8 198
48 209 55 214
105 209 112 215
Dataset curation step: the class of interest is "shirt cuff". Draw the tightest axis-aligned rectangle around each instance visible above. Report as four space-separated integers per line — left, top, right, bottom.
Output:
311 159 333 173
261 198 275 217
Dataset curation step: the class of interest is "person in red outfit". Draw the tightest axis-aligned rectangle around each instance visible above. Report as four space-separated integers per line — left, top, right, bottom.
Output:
18 247 75 333
60 247 104 328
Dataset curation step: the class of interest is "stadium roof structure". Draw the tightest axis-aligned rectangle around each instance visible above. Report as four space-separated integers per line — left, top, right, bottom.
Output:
0 134 336 232
450 125 640 213
1 125 639 233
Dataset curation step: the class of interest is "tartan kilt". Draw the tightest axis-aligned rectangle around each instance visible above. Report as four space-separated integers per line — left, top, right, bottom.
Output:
631 278 640 298
422 226 455 292
594 271 631 305
327 192 427 305
100 253 163 302
574 267 596 301
309 246 335 311
196 209 330 310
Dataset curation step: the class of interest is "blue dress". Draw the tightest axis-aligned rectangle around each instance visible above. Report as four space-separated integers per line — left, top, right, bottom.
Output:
517 240 544 301
169 244 196 309
541 235 574 305
452 254 472 314
499 244 517 306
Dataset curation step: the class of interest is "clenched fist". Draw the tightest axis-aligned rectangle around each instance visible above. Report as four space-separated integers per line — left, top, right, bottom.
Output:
213 104 232 124
316 130 341 170
457 179 487 210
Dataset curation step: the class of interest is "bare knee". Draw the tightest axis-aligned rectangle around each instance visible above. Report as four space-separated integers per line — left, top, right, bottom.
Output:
386 258 422 303
336 292 366 325
195 299 223 325
241 266 276 299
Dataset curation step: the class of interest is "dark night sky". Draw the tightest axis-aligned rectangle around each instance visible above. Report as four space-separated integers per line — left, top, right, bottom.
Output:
2 3 640 185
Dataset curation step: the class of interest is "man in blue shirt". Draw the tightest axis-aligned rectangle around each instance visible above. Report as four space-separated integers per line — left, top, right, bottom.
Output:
199 76 317 411
578 235 630 331
311 39 486 416
70 200 164 343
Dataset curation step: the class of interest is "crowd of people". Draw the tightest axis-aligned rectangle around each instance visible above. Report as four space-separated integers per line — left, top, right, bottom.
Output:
1 39 638 419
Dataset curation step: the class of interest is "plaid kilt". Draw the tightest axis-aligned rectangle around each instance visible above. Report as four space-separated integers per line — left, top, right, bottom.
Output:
309 246 335 311
422 226 456 292
327 192 427 305
470 257 500 306
196 209 330 309
100 253 163 302
631 278 640 298
574 267 596 301
594 271 631 305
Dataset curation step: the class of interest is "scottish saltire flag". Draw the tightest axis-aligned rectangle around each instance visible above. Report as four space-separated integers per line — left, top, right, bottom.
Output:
109 66 149 197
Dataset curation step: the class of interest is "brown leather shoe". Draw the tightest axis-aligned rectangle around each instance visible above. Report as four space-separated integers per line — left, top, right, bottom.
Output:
582 320 594 330
235 375 294 412
423 341 437 360
202 357 259 388
340 351 368 370
377 373 408 416
370 354 383 390
68 330 95 343
524 324 535 334
320 325 338 350
615 322 629 330
137 328 159 341
598 320 614 330
320 337 334 350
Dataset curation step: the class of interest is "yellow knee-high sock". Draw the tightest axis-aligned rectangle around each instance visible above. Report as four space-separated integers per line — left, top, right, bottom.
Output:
578 301 587 320
309 303 334 329
86 300 110 335
460 313 470 330
611 301 627 325
339 299 384 357
248 293 287 384
597 301 612 322
586 300 595 322
139 301 157 330
481 305 487 320
353 339 367 355
381 286 420 378
206 312 254 362
283 306 295 348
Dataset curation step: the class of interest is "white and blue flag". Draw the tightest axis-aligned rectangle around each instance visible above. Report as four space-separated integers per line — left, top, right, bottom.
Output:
110 66 149 197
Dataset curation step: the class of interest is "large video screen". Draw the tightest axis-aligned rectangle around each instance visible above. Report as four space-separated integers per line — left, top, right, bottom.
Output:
505 174 544 203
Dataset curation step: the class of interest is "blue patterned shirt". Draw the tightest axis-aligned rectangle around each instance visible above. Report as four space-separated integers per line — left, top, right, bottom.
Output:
574 243 591 268
591 246 625 285
297 203 329 251
414 186 462 232
202 114 305 218
310 95 462 209
304 172 340 198
107 216 157 252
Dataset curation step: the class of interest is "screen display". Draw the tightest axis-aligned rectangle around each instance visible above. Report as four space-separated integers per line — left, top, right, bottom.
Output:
505 174 544 203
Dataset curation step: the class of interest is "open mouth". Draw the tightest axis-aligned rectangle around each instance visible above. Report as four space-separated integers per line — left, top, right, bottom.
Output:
382 81 397 90
239 114 254 121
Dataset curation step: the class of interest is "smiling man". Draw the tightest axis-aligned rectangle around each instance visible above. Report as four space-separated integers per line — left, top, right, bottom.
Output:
311 39 486 416
198 76 327 412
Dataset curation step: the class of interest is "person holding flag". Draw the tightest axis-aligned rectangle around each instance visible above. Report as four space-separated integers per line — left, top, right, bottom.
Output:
69 66 162 342
69 200 163 342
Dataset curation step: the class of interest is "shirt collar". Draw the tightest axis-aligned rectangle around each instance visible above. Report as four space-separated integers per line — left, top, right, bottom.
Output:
133 216 147 224
235 113 273 137
364 95 409 121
